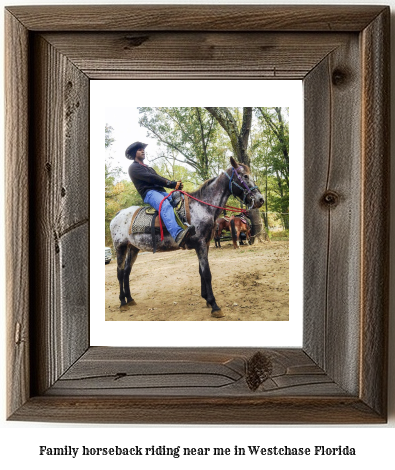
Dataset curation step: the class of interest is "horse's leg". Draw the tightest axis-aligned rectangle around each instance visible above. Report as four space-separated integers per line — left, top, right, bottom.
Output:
198 263 208 303
195 242 224 318
236 228 240 248
123 245 139 305
230 219 238 249
198 242 209 306
116 244 128 307
232 230 240 248
247 230 252 245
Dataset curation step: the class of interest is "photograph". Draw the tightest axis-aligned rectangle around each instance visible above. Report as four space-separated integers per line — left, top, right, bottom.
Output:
104 106 290 321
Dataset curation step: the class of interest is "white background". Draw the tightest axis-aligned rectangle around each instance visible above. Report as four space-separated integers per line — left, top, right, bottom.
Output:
1 0 394 469
91 80 304 347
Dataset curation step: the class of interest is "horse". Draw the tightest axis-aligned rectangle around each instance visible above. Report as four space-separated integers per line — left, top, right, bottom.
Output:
214 214 251 248
110 157 264 318
213 217 231 248
230 214 251 249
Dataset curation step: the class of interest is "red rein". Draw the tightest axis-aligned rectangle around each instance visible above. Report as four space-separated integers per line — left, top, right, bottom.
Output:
158 190 247 241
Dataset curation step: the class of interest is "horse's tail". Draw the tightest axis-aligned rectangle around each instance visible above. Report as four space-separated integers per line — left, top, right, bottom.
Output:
230 218 237 241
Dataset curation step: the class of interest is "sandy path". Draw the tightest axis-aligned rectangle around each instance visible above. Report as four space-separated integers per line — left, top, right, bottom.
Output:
105 240 289 321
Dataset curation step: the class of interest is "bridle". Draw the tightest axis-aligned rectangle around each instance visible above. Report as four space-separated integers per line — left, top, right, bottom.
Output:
223 166 259 209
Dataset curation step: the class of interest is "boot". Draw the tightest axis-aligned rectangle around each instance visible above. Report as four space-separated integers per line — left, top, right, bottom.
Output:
175 225 196 248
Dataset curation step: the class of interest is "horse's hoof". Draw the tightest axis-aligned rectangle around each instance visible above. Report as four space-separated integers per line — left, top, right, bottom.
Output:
120 299 136 309
211 309 225 318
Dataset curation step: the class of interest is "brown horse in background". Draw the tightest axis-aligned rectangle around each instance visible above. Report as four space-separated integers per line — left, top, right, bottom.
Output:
230 215 251 248
214 217 231 248
214 215 251 249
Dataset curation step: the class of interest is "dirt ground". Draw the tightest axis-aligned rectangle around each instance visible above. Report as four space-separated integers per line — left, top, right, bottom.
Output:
105 240 289 321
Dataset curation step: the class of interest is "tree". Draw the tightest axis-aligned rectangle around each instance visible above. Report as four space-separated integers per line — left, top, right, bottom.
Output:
105 123 115 148
105 124 123 198
254 108 289 229
151 158 196 193
206 107 269 241
138 107 221 181
106 108 289 244
256 107 289 185
205 107 252 165
104 124 144 245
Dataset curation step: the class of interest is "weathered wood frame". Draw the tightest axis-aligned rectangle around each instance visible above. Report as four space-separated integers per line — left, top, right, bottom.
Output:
5 5 389 423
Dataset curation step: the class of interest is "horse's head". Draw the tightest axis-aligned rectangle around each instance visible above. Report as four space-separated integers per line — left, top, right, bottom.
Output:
227 157 264 209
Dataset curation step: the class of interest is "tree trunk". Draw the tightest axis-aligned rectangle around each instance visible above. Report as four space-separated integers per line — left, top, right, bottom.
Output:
248 209 270 243
205 107 252 166
205 107 266 240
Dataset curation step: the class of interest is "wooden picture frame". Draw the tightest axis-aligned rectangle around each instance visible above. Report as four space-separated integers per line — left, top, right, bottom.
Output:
5 5 389 424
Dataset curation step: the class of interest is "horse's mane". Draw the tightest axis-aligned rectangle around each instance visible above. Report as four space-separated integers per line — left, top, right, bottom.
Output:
189 163 251 199
189 177 216 199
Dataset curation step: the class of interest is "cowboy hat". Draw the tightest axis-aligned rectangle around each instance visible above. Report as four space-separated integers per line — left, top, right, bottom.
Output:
125 141 148 160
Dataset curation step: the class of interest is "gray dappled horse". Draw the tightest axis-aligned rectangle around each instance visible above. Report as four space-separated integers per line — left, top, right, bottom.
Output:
110 157 264 318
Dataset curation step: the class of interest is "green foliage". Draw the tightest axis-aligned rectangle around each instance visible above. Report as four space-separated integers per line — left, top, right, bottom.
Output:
104 107 291 244
269 230 289 241
138 107 229 181
151 160 196 193
105 123 115 148
205 107 253 165
251 107 289 229
104 124 141 245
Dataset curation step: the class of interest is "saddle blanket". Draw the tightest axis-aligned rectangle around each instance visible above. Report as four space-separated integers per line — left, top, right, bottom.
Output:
237 215 250 226
129 192 190 236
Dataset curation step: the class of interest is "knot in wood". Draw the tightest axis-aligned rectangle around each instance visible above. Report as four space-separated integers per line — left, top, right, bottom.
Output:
246 351 273 391
321 190 339 207
123 35 149 49
332 68 348 87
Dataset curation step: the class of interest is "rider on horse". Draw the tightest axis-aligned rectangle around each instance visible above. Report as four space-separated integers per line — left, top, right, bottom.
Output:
126 141 195 248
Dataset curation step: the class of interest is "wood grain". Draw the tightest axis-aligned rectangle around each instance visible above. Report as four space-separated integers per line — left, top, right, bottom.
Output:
5 10 30 419
11 348 384 423
360 9 390 418
304 35 362 395
6 5 385 32
46 348 344 397
10 396 384 425
5 5 390 423
303 56 332 370
42 32 352 80
29 35 90 396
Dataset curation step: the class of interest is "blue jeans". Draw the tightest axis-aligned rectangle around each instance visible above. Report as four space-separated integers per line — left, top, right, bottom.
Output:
143 190 183 240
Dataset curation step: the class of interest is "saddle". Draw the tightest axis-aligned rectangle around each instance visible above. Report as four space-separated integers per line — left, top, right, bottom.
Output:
234 214 250 226
129 192 191 252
